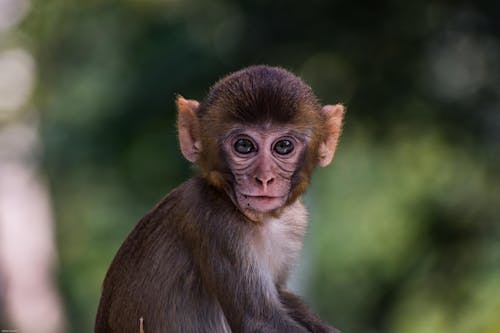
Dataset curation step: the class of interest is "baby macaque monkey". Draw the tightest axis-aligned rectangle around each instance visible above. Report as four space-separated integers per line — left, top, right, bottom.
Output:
95 65 345 333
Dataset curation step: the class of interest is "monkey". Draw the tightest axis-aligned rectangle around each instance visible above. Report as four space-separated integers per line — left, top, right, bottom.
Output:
94 65 345 333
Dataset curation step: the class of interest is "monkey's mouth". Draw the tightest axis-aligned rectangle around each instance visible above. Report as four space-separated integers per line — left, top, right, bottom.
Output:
239 194 286 213
242 194 284 201
248 196 277 202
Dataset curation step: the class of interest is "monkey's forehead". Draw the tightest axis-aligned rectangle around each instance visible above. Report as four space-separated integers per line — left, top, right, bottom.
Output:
196 98 324 142
219 124 314 140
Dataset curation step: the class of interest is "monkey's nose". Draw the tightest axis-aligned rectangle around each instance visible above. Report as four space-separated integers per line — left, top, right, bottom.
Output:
255 176 275 191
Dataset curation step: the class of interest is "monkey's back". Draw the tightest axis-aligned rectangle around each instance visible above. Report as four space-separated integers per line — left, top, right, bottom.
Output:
94 177 233 333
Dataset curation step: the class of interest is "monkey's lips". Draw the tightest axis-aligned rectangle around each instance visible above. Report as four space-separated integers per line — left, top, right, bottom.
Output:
238 194 286 213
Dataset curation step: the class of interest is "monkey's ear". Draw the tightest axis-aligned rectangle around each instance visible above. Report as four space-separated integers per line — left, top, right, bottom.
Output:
177 96 202 163
318 104 345 167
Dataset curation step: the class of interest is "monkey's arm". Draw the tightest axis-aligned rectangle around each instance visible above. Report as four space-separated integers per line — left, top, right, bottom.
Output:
279 289 341 333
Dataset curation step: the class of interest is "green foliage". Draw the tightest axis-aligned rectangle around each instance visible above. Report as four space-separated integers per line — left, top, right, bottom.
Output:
21 0 500 332
309 132 500 332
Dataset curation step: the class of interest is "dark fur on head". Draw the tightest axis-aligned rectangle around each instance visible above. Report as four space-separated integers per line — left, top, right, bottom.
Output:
199 65 322 124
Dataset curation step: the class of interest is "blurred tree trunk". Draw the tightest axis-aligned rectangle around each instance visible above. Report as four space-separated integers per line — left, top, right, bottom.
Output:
0 118 65 333
0 1 66 329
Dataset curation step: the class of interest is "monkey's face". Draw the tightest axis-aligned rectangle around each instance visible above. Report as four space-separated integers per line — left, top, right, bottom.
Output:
223 125 309 221
176 66 345 222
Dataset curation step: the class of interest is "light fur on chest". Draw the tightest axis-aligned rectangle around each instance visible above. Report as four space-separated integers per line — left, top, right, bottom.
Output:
249 200 308 288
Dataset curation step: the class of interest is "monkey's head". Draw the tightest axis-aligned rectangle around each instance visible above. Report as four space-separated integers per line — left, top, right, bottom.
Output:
177 65 344 222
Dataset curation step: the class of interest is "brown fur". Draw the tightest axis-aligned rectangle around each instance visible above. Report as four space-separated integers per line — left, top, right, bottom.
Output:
95 66 344 333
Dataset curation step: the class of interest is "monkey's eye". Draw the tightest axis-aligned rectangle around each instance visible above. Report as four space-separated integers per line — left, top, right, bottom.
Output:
234 138 256 154
274 139 294 155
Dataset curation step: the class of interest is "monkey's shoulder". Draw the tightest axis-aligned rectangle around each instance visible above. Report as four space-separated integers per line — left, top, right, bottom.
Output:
137 176 231 220
102 177 231 278
121 177 236 246
154 176 237 223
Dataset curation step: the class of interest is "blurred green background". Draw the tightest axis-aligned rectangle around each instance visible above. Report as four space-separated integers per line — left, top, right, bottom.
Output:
1 0 500 332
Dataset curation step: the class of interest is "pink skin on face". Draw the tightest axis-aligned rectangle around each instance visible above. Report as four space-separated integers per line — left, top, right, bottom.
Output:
223 126 309 221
